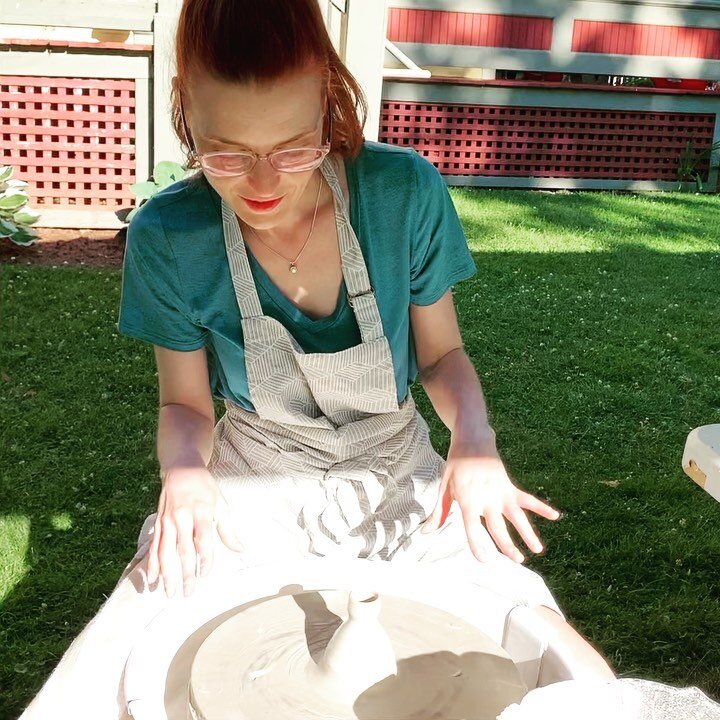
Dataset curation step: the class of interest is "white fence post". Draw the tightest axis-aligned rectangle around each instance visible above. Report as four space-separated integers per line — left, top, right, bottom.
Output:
343 0 388 141
152 0 184 171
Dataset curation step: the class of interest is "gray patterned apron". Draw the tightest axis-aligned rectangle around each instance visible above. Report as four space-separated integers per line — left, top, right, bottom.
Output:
208 155 444 563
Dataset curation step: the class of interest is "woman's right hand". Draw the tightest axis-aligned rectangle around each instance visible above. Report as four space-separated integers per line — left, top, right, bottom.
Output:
146 466 244 598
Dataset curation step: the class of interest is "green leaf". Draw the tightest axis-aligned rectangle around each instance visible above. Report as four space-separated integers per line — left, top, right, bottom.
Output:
0 192 27 210
153 161 186 189
13 207 40 225
130 181 159 200
0 166 13 182
0 217 18 238
9 225 38 245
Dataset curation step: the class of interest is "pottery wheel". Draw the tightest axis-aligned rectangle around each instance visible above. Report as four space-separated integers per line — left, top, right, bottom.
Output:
188 590 526 720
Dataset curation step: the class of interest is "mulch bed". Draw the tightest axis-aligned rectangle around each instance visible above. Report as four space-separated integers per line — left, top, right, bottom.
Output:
0 228 126 269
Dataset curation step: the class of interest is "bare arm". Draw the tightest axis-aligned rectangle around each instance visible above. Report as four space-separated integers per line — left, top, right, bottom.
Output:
410 290 497 456
147 345 242 599
411 290 560 562
154 344 216 476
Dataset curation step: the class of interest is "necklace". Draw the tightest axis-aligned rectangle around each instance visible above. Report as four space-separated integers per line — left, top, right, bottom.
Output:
243 172 323 274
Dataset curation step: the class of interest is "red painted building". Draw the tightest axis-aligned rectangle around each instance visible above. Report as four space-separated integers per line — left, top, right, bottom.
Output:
1 0 719 230
381 0 720 190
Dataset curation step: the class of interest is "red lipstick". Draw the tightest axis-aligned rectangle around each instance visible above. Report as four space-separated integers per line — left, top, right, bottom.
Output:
242 196 283 212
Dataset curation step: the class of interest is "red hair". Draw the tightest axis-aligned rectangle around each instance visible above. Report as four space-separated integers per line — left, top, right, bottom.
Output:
171 0 367 169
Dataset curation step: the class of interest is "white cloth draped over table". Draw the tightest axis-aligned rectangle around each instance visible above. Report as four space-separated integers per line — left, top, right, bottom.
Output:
497 678 720 720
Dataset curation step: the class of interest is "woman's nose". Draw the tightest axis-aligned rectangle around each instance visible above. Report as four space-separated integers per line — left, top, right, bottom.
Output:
245 157 280 196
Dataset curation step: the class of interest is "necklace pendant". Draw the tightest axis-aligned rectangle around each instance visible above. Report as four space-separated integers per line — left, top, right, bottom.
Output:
289 262 298 274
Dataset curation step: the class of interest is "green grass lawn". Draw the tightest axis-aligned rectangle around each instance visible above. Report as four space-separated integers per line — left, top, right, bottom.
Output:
1 188 719 716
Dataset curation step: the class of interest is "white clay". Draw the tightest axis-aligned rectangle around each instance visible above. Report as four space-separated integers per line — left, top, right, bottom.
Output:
314 591 398 700
188 590 525 720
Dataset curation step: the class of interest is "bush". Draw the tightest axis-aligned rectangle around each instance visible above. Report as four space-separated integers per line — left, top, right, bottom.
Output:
127 161 196 222
0 165 40 246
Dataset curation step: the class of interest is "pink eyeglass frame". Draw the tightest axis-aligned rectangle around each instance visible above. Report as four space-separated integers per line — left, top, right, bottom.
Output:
177 90 333 177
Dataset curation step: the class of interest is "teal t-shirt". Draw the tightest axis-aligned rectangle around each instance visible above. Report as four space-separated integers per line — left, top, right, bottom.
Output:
116 140 477 411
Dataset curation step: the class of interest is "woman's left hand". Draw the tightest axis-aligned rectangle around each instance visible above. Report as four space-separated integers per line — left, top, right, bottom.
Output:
420 439 561 563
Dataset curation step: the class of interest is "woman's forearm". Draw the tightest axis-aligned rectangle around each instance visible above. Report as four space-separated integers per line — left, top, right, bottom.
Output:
418 348 498 456
156 403 216 480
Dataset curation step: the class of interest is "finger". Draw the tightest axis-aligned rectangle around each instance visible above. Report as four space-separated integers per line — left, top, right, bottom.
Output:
421 487 453 534
147 490 167 585
146 513 162 585
506 506 544 554
421 465 452 534
173 509 197 597
459 502 492 562
214 495 244 553
193 506 215 578
158 515 179 598
518 491 561 520
484 510 524 563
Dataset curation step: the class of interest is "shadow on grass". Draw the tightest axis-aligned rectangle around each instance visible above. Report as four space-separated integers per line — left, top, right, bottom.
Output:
1 242 719 716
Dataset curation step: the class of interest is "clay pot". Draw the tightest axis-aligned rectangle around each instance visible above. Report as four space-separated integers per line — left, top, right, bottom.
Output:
315 590 398 700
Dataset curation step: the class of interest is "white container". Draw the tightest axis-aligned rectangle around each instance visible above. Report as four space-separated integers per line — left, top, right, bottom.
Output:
682 424 720 503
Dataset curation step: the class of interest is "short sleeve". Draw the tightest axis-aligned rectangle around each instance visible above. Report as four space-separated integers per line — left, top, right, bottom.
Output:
116 202 207 351
409 151 477 305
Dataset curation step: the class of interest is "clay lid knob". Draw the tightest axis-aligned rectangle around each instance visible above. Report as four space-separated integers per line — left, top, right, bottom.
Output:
348 590 382 620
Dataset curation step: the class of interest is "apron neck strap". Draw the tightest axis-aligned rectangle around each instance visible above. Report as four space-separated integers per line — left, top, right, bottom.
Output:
221 200 265 319
320 157 384 343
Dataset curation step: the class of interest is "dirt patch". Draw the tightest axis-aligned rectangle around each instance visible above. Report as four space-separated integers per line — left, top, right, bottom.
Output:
0 228 126 269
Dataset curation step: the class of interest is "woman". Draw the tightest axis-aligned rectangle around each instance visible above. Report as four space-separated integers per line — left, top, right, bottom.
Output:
20 1 614 717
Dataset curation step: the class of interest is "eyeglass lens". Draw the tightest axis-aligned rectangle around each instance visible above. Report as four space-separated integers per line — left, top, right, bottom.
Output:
201 148 328 175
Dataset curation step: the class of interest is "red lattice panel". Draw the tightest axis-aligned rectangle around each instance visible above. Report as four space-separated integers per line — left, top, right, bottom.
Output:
387 7 553 50
0 76 136 209
380 102 716 180
573 19 720 60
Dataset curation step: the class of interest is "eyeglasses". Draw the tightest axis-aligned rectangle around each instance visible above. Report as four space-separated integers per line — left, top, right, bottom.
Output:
178 91 333 177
